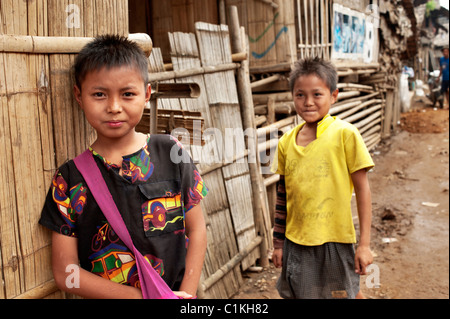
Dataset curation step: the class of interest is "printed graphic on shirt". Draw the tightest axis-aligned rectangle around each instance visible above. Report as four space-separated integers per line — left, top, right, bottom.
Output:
91 222 120 252
89 243 165 286
51 172 87 236
122 147 154 183
90 243 140 287
141 194 184 235
145 254 165 277
186 170 208 211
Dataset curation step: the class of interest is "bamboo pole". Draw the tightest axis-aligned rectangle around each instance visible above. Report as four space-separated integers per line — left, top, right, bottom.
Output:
297 0 304 59
253 91 292 104
341 104 382 123
264 173 280 187
353 110 382 130
335 61 380 69
304 0 309 57
337 99 382 120
228 6 269 267
330 101 362 115
250 74 281 89
257 115 295 138
12 280 58 299
148 63 239 82
0 34 153 56
255 115 267 126
337 83 374 91
336 90 361 101
249 62 291 74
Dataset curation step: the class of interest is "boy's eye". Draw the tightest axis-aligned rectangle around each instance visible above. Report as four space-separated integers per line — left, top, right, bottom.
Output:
123 92 136 97
93 92 105 98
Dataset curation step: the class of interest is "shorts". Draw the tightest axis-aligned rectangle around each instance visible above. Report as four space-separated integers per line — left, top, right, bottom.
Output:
442 80 449 94
276 239 360 299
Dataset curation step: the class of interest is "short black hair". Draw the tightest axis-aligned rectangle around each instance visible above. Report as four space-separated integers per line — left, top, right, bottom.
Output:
73 34 148 89
289 57 338 93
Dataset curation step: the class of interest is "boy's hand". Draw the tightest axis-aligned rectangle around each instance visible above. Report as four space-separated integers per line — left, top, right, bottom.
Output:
354 245 373 275
174 291 194 299
272 248 283 268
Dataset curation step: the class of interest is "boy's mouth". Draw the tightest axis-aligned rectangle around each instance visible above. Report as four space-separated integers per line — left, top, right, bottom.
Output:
106 121 123 128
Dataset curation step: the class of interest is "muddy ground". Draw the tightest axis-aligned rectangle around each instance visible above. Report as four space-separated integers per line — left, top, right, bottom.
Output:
233 102 449 299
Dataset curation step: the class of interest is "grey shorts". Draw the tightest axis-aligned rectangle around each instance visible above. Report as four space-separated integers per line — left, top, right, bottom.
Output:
277 239 360 299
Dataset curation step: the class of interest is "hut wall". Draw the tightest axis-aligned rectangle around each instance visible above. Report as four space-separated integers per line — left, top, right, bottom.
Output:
225 0 297 67
142 0 297 67
0 0 128 299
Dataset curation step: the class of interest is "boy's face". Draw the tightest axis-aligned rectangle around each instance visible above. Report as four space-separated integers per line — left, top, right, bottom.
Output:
74 65 151 142
443 49 449 58
292 74 338 125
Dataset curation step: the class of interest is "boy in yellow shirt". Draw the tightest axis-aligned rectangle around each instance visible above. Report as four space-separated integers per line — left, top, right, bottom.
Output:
271 57 374 299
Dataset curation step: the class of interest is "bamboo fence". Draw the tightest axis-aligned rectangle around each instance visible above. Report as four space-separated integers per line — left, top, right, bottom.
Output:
296 0 332 59
0 0 133 299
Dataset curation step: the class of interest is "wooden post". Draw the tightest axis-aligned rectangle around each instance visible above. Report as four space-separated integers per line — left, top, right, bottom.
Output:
228 5 269 267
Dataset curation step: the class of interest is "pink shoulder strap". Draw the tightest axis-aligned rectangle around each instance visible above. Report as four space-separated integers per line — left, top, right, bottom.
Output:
73 150 178 299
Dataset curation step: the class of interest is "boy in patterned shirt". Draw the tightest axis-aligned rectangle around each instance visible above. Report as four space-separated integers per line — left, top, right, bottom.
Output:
39 35 208 299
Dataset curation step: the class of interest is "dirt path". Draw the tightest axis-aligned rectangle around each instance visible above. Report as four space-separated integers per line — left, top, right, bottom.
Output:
233 106 449 299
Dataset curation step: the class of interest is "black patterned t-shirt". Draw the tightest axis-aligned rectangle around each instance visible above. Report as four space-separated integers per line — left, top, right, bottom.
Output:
39 134 208 290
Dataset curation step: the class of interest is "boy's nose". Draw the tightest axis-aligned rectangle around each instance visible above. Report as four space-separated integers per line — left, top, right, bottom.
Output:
107 97 122 113
305 96 314 106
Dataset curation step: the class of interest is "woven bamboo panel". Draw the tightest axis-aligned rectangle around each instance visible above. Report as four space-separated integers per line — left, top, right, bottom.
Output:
169 29 248 299
0 0 128 299
195 21 259 276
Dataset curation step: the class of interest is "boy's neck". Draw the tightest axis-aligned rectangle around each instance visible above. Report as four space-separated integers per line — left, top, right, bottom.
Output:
297 122 317 147
91 131 147 164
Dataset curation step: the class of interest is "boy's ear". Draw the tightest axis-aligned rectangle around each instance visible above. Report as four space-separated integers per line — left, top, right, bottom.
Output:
73 85 83 108
145 83 151 103
331 89 339 104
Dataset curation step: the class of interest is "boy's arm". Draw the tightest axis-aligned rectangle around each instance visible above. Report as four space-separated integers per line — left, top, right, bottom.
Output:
179 204 207 297
51 232 142 299
351 168 373 275
272 175 287 268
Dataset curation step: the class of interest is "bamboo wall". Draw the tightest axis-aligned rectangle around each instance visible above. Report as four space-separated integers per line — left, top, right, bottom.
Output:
0 0 128 299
